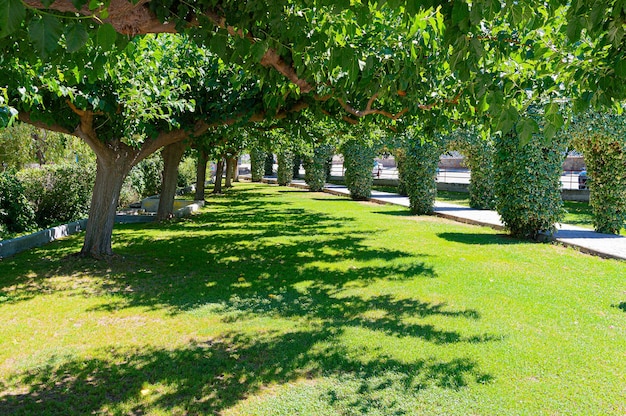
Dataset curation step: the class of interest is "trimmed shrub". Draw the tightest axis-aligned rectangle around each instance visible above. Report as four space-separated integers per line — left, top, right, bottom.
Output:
569 112 626 234
342 140 375 200
402 137 442 215
277 150 294 186
494 131 566 238
292 154 302 179
250 148 266 182
0 170 36 237
264 153 274 176
447 130 496 209
304 144 333 192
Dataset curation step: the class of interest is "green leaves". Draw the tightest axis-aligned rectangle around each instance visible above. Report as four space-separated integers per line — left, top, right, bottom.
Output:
65 23 89 53
544 107 564 140
496 106 519 136
97 23 117 50
0 0 25 38
28 16 63 58
516 117 539 146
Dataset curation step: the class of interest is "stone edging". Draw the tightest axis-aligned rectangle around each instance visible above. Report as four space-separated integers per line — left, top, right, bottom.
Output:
0 201 205 259
0 219 89 259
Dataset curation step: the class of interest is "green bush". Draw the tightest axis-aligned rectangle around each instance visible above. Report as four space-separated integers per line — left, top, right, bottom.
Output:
277 150 294 186
494 130 566 239
119 167 143 209
177 156 197 188
304 144 333 192
250 148 266 182
447 129 496 210
342 140 375 200
292 154 302 179
0 169 36 237
18 162 95 229
264 153 274 176
569 112 626 234
137 155 163 197
402 137 443 215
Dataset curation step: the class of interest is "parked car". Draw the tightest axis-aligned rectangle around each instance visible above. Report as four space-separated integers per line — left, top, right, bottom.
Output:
578 170 588 190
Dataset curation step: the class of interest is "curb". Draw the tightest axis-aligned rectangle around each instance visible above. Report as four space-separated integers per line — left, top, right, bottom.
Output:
0 201 204 260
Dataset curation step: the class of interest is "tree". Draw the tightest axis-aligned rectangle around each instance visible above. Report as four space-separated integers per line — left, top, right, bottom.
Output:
568 112 626 234
5 0 624 137
3 35 260 257
0 122 93 169
494 118 568 239
400 129 445 215
194 148 209 200
342 137 377 201
446 128 496 210
3 0 626 253
156 140 188 221
249 146 266 182
277 150 294 186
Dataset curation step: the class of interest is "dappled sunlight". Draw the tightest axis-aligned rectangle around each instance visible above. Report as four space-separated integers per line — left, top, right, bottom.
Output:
0 184 510 414
0 329 493 415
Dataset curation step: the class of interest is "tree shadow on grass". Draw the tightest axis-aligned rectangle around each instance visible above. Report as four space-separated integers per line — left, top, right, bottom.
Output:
613 302 626 312
372 210 415 217
0 185 500 414
0 329 494 415
436 232 525 246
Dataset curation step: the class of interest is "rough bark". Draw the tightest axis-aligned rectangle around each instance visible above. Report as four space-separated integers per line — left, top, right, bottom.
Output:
157 141 187 221
32 130 47 165
225 156 235 188
195 149 208 201
80 153 134 258
232 156 239 182
213 158 224 194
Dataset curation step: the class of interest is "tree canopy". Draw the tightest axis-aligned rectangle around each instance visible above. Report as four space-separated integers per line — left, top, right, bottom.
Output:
2 1 625 135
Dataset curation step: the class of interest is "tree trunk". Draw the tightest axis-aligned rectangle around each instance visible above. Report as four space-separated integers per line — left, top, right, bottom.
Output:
80 155 133 258
232 156 239 182
213 158 224 194
225 156 235 188
195 149 208 201
157 141 187 221
32 129 47 165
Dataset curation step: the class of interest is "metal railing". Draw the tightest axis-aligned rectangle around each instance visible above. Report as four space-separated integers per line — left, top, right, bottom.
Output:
330 162 587 190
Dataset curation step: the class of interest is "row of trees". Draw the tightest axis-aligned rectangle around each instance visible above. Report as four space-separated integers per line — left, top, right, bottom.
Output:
247 109 624 238
1 2 625 257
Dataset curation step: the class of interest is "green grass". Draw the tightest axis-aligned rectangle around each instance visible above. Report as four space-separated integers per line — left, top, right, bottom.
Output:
1 183 625 415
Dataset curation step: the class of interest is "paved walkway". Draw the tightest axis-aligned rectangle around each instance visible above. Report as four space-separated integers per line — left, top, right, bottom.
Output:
276 177 626 261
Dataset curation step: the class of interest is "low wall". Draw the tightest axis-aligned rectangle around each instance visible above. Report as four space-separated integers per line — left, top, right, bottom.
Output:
141 197 204 213
0 219 88 259
0 200 205 259
562 189 590 202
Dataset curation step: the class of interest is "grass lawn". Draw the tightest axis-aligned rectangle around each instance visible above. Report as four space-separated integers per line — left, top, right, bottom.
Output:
1 182 625 415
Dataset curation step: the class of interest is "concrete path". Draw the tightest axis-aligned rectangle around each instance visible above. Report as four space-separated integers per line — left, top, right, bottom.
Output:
279 178 626 261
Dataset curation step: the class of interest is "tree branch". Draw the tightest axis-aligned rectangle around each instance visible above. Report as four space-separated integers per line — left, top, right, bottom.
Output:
17 112 73 135
337 95 408 120
204 10 315 94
